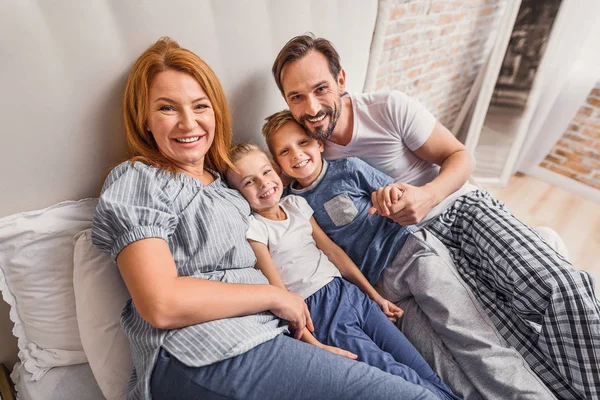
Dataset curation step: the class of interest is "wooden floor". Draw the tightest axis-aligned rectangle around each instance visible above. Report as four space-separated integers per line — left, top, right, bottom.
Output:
483 174 600 292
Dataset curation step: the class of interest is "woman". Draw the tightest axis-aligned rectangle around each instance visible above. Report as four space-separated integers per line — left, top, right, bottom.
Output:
90 37 438 400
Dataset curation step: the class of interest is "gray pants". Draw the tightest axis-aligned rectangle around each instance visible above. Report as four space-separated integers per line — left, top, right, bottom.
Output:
376 230 556 400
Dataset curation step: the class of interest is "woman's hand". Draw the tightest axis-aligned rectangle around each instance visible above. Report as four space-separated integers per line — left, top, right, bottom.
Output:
369 182 436 225
320 344 358 360
270 289 314 339
374 296 404 322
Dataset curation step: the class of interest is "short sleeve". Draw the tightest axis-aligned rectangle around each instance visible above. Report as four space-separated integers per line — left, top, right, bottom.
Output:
246 215 269 245
345 158 394 193
91 162 178 261
285 195 314 220
387 91 436 151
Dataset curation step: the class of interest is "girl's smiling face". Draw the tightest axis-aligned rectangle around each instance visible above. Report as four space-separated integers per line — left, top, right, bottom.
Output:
228 150 283 213
270 121 324 188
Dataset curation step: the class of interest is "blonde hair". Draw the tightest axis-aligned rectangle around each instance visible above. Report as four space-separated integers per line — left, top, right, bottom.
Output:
225 142 275 185
123 37 234 174
261 109 300 157
228 142 264 165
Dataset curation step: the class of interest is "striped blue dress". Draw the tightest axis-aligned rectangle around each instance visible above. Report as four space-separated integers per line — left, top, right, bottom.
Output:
91 161 287 399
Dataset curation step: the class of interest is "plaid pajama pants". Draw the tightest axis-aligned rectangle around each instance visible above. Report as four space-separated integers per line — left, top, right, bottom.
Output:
426 190 600 400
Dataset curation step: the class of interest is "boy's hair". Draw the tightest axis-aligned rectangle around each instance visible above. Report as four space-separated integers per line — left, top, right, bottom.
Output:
262 109 299 157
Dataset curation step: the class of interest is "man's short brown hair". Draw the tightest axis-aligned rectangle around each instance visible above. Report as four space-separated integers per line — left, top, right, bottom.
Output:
272 33 342 95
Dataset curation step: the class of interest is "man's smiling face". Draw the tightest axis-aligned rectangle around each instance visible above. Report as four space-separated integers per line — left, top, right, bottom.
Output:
280 50 345 140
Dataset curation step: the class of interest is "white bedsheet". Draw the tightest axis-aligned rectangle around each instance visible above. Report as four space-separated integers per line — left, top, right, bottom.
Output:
11 362 103 400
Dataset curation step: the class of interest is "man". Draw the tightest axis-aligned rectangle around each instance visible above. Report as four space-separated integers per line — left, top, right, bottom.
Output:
271 34 600 400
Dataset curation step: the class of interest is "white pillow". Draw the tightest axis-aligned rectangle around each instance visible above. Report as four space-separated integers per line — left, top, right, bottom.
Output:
73 229 131 400
0 199 96 380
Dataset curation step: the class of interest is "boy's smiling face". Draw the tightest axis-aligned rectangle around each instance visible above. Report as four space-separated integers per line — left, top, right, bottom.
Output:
270 121 324 188
228 150 283 213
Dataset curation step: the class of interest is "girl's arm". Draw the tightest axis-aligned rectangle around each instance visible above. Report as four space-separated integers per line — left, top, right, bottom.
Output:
248 240 287 290
117 237 312 337
310 217 404 321
249 239 357 360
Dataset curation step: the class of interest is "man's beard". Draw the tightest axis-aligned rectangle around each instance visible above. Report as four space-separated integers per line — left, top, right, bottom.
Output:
300 102 342 140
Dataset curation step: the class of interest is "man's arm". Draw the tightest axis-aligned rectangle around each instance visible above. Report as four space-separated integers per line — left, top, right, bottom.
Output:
372 121 474 225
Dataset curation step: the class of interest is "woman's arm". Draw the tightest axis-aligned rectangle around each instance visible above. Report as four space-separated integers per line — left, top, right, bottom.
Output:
309 217 403 321
249 240 318 345
249 239 357 359
117 237 312 336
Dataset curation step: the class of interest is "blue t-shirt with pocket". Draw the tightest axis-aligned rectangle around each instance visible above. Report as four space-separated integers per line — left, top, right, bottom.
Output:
288 157 418 285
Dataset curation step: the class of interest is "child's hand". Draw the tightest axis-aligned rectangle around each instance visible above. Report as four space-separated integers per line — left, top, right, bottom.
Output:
375 296 404 322
321 344 358 360
271 289 314 339
368 184 404 216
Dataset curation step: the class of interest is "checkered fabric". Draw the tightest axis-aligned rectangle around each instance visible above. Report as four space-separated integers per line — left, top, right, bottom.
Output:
426 190 600 400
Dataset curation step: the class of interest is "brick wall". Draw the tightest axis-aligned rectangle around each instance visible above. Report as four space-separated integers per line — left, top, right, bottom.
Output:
375 0 508 129
541 83 600 190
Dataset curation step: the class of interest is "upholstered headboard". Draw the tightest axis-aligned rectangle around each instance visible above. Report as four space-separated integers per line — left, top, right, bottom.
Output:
0 0 379 368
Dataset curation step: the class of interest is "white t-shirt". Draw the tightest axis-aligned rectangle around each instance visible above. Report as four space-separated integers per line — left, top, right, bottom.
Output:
246 195 341 299
323 90 476 223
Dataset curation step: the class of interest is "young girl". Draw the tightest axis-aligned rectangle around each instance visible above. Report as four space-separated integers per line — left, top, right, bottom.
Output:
226 143 459 400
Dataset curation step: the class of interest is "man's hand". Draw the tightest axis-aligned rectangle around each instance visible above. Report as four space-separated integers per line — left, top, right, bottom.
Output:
374 296 404 322
270 290 314 339
368 184 404 216
369 182 437 225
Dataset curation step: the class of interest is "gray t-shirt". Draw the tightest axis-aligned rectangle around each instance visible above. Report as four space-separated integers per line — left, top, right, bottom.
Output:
323 90 439 186
323 90 476 222
91 161 286 400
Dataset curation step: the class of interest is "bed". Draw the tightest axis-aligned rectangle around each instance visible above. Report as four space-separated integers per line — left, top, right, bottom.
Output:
1 1 579 399
0 1 381 399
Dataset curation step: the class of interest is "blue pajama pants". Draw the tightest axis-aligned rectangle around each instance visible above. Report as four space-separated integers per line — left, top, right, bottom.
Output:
306 278 459 400
150 335 438 400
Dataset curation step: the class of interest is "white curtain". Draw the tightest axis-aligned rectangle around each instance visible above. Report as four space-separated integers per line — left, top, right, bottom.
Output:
516 0 600 173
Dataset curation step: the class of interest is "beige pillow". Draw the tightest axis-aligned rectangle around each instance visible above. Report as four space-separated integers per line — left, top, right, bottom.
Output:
73 229 131 400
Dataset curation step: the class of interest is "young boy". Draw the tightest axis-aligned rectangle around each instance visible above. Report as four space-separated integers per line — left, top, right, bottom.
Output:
260 110 558 400
226 143 459 400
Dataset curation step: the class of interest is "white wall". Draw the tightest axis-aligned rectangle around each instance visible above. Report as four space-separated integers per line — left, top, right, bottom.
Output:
0 0 379 369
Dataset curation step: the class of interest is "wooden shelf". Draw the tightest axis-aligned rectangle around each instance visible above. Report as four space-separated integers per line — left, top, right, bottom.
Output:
0 364 16 400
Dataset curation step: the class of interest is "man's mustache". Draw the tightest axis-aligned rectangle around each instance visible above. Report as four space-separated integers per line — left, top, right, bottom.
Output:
301 109 332 124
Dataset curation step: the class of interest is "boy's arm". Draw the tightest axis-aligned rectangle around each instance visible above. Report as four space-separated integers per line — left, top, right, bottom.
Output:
309 217 404 321
248 240 357 358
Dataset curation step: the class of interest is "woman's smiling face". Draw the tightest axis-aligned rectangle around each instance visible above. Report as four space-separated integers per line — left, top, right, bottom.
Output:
146 69 216 170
